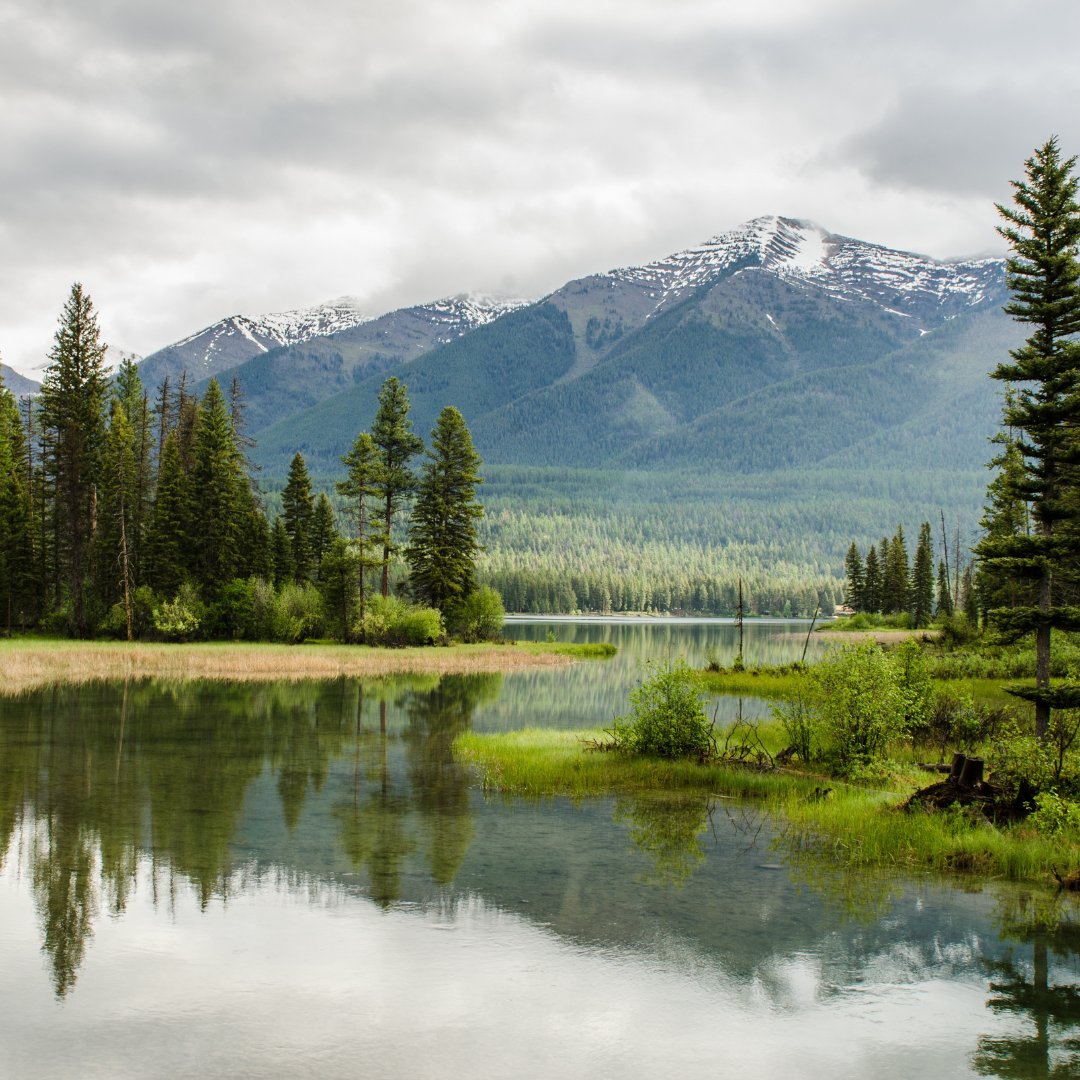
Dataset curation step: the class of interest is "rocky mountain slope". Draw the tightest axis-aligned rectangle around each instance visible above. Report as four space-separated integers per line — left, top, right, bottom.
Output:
246 217 1011 476
0 364 40 396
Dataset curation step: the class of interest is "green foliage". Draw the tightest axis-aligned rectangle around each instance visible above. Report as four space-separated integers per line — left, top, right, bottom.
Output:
456 585 505 643
772 691 817 763
356 593 443 647
318 537 360 641
1029 791 1080 836
153 583 203 641
281 451 315 580
608 657 716 760
407 406 484 613
809 641 930 773
268 581 324 644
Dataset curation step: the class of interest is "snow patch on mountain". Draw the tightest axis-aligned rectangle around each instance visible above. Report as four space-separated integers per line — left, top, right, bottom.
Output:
609 216 1005 321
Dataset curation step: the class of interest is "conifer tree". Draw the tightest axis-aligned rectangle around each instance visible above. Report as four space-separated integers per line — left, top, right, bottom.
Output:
271 517 294 586
146 432 188 597
37 284 109 636
114 359 154 587
318 537 361 641
281 452 315 580
406 406 484 614
978 138 1080 734
337 431 383 623
936 560 953 618
882 526 910 614
843 543 864 611
245 506 274 583
0 375 34 633
95 401 137 620
911 522 935 628
189 379 244 596
863 545 882 613
310 493 337 576
371 377 425 597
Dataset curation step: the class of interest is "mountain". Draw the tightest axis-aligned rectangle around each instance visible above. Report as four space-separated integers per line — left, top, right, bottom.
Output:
141 293 528 410
0 364 40 397
248 216 1011 476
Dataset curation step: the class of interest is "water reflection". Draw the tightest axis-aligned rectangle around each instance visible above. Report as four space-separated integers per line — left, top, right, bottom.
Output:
973 893 1080 1078
0 675 494 994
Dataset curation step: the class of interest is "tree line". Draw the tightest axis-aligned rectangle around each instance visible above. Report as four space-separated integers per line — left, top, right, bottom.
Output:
0 285 490 642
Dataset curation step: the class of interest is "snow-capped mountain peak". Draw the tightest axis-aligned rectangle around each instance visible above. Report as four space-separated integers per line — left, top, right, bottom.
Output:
610 215 1006 323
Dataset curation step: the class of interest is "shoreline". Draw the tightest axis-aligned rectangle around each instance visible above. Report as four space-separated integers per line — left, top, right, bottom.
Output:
454 729 1077 887
0 639 608 692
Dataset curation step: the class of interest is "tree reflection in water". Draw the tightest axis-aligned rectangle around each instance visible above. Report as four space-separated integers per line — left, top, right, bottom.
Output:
0 674 497 995
973 891 1080 1079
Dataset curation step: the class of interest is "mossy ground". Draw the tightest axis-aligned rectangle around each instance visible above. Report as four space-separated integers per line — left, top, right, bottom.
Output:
454 728 1080 885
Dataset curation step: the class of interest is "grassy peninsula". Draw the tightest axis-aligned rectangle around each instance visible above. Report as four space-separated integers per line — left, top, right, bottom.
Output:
0 637 614 692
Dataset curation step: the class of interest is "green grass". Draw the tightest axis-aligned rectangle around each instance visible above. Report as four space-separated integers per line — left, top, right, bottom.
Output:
514 641 618 659
454 728 1080 885
698 669 806 700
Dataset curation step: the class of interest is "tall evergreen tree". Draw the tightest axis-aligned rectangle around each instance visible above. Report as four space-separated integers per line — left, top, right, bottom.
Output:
189 379 243 596
882 525 910 614
271 516 294 586
310 492 338 576
37 284 109 636
977 138 1080 734
406 407 484 614
0 375 34 632
114 358 154 587
911 522 935 628
936 560 953 618
843 543 865 611
95 401 137 622
337 431 383 623
371 378 424 597
281 452 315 580
863 545 882 614
146 432 188 598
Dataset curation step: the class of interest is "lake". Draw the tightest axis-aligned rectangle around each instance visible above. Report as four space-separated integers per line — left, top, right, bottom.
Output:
1 620 1077 1079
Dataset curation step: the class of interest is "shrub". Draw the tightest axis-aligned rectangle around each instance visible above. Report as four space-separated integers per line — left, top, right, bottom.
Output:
1029 791 1080 836
810 642 912 773
356 594 444 646
772 690 817 763
457 586 505 643
269 581 324 644
608 657 716 759
153 583 203 642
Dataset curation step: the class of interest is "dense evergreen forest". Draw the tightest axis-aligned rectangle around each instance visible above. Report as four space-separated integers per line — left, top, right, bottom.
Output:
0 286 490 643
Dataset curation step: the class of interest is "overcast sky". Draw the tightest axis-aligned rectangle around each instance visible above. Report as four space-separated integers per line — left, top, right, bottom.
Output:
2 0 1078 376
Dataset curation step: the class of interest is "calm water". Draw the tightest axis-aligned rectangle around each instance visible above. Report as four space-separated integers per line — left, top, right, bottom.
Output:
1 621 1078 1079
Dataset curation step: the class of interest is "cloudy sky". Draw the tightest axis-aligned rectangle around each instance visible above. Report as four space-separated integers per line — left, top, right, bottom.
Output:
2 0 1078 377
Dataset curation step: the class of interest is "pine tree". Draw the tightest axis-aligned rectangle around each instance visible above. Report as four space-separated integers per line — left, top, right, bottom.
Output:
843 543 864 611
113 359 154 587
281 452 315 580
406 406 484 614
189 379 244 596
863 545 882 613
911 522 935 628
0 375 34 633
371 377 425 597
978 138 1080 734
936 560 953 618
95 401 137 624
271 516 294 586
318 537 361 641
310 492 337 576
246 510 274 583
882 525 910 614
37 284 109 637
146 432 188 597
336 430 383 623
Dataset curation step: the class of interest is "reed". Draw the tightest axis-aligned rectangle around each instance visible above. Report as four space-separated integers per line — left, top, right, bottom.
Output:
0 638 604 692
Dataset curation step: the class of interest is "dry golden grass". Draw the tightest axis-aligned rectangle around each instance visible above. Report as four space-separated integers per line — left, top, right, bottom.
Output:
817 630 942 645
0 639 575 691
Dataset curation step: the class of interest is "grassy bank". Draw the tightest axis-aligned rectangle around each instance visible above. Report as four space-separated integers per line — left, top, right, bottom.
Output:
0 638 613 692
455 729 1080 885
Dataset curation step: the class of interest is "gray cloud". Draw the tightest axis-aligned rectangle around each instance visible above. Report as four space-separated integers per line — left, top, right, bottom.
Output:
1 0 1077 373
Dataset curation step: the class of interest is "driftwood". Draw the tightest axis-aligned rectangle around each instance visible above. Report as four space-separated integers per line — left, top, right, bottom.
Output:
1053 865 1080 892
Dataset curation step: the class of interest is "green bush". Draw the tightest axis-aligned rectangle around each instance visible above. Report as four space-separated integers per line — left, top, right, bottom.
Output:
772 690 817 763
269 581 323 644
356 594 444 647
457 586 505 643
810 641 922 773
153 583 203 642
608 657 716 759
1029 791 1080 836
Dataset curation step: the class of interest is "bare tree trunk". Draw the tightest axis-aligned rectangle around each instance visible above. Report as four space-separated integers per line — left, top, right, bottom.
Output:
119 469 132 642
1036 568 1051 738
382 500 392 597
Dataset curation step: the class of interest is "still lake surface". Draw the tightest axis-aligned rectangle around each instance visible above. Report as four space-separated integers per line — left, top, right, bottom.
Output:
1 620 1077 1079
